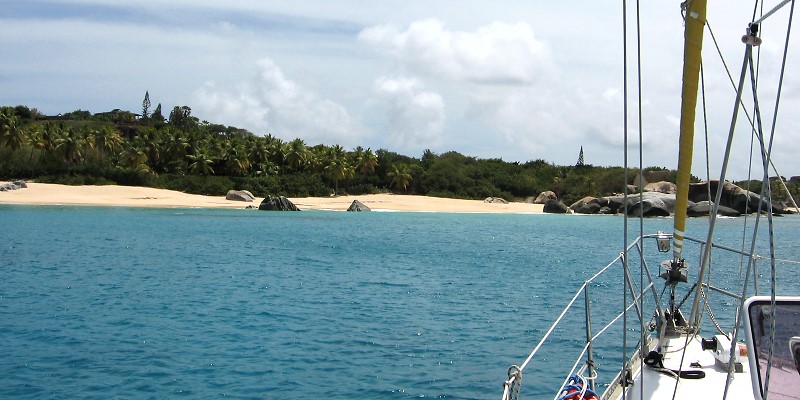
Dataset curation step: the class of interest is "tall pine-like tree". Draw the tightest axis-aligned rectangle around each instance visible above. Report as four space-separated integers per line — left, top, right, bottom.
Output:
151 103 164 123
142 91 151 120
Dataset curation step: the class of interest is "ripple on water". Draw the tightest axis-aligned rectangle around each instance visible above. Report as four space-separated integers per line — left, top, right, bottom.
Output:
2 207 798 399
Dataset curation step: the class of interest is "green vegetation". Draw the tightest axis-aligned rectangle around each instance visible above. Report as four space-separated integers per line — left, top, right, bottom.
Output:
2 102 796 205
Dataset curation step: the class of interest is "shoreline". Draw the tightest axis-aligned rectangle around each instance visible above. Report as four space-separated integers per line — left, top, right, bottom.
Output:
0 182 544 214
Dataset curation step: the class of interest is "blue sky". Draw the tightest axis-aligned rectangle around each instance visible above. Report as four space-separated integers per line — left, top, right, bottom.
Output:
2 0 798 181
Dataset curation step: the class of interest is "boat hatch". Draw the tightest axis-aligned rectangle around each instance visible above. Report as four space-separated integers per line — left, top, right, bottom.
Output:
743 296 800 400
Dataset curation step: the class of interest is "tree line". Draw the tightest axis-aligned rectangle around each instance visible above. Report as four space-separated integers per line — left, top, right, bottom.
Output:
2 102 795 205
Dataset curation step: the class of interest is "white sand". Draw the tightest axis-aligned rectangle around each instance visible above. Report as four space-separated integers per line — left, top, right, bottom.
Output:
0 182 544 214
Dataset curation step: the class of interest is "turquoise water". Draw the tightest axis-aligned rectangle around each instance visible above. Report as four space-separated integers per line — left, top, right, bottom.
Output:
1 206 798 399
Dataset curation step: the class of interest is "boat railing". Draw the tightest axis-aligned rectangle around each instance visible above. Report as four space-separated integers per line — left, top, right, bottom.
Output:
502 233 666 400
502 231 767 400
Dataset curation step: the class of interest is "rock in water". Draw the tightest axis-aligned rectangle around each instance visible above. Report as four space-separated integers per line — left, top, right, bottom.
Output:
258 196 300 211
226 190 256 202
347 200 371 212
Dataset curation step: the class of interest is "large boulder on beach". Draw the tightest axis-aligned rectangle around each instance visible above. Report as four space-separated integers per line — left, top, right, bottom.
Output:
347 200 371 212
226 190 256 202
0 180 26 191
646 192 677 213
570 197 605 214
258 196 300 211
604 192 675 217
688 181 785 214
605 192 676 216
574 202 601 215
543 199 570 214
644 181 677 194
687 201 741 217
628 195 671 217
533 191 558 204
605 196 628 214
484 197 509 204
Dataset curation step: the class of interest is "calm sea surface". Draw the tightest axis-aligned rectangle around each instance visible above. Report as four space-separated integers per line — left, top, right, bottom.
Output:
2 205 798 399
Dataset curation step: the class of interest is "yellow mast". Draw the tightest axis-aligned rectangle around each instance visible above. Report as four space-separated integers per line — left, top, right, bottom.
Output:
673 0 708 261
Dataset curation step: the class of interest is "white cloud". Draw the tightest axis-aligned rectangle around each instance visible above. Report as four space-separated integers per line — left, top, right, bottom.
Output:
3 0 798 179
359 19 551 85
193 58 366 146
373 77 445 151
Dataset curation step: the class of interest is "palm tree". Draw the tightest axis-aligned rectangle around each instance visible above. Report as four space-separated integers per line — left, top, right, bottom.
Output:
30 122 60 162
325 156 354 195
388 164 413 192
329 144 347 159
187 150 215 175
55 127 85 164
357 148 378 176
247 137 271 175
264 134 285 166
120 142 149 172
232 148 251 176
137 128 162 170
0 110 25 152
283 138 309 172
160 126 190 173
307 145 328 174
221 142 250 176
93 126 123 156
26 124 43 162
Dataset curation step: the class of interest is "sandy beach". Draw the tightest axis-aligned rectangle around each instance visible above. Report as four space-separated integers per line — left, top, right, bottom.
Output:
0 182 544 214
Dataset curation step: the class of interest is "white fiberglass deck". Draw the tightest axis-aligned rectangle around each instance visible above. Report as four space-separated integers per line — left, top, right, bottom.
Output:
610 335 755 400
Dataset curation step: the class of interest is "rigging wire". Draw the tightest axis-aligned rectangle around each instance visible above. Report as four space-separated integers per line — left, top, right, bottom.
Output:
698 63 713 331
696 64 729 339
741 0 765 297
760 0 795 395
743 50 777 399
635 1 646 399
727 3 795 397
621 1 630 398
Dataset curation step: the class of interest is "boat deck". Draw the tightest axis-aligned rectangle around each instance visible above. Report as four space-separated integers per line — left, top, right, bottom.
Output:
608 335 757 400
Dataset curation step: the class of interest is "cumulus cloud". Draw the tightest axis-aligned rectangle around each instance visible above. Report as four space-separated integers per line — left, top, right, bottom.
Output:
373 77 446 151
459 81 679 168
359 19 551 85
193 58 365 146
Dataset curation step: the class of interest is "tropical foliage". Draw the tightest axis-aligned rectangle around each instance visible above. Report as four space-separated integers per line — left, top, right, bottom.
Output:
2 103 796 206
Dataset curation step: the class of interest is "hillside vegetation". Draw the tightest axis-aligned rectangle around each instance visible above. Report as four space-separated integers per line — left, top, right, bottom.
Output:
1 102 797 206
